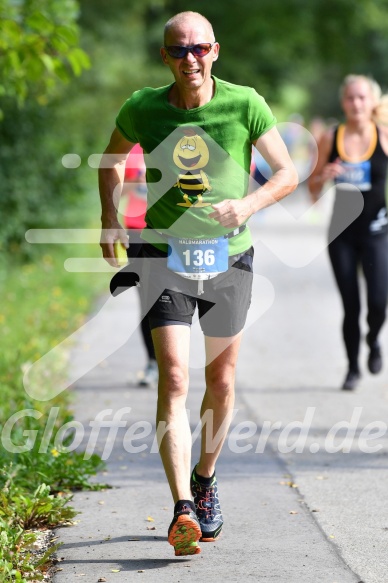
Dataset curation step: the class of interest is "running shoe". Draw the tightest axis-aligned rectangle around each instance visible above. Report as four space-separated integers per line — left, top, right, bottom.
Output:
342 369 360 391
190 466 223 541
367 343 382 374
366 333 383 374
139 359 158 388
167 502 201 556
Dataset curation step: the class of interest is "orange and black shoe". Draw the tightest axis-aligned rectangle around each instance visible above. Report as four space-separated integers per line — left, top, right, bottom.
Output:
167 500 201 556
190 465 223 542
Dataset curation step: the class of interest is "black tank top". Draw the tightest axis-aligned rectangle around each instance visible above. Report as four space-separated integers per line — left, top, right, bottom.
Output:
329 124 388 237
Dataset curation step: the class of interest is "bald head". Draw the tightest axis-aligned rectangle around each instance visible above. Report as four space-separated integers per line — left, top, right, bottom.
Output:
164 11 215 45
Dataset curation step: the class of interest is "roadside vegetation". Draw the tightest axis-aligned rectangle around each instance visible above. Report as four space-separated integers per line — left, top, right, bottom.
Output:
0 236 110 581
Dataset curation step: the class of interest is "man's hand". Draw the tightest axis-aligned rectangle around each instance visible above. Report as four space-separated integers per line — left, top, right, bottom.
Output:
209 198 253 228
100 218 129 268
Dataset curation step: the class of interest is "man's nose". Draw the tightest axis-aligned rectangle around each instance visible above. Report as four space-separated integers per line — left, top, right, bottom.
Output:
184 50 197 63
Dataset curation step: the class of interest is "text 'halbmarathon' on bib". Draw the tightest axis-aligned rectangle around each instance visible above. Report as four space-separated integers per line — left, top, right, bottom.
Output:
167 236 229 294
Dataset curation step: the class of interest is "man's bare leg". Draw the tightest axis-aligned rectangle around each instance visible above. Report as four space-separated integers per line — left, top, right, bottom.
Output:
152 324 192 503
196 333 242 477
189 333 242 542
152 324 202 556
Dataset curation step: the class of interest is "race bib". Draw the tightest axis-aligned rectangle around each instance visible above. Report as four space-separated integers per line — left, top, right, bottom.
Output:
167 236 228 280
335 160 372 191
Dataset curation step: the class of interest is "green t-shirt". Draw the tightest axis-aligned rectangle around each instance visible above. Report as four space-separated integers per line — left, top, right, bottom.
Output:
116 76 276 255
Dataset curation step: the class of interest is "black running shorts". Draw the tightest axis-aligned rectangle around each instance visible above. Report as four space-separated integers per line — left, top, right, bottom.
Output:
138 244 254 338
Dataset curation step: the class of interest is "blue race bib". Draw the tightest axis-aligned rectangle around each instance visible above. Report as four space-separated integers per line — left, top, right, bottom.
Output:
167 236 228 279
335 160 372 191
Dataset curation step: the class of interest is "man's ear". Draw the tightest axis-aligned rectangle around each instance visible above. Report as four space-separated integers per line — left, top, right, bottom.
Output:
160 47 169 65
212 43 220 62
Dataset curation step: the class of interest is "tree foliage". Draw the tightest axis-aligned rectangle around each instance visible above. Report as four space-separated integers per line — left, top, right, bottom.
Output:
0 0 90 115
2 0 388 259
157 0 388 116
0 0 92 260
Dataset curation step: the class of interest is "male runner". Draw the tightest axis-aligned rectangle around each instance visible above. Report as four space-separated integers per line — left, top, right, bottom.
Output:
99 11 298 556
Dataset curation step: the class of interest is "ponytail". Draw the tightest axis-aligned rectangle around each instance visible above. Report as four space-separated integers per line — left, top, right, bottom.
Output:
374 94 388 126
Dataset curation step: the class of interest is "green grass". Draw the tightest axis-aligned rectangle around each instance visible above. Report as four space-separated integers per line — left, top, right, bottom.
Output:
0 230 113 581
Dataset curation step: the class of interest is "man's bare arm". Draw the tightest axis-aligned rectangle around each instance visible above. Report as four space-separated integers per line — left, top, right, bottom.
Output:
99 128 136 266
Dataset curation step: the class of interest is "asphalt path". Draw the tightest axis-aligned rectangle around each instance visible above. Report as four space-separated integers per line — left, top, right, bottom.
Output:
54 187 388 583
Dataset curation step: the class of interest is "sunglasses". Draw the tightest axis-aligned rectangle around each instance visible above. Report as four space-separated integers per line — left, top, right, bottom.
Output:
163 42 216 59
